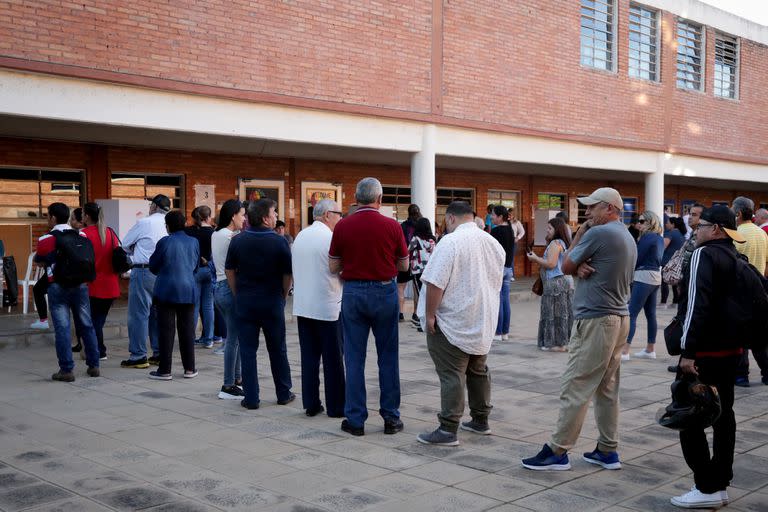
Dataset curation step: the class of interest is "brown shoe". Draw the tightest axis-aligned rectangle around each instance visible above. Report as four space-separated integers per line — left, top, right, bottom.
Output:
52 371 75 382
87 367 100 377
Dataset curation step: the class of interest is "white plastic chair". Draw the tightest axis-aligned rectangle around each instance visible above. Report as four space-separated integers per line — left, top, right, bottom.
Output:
19 252 44 315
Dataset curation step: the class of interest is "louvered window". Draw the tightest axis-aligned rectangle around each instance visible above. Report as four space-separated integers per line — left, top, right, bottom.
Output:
676 20 704 91
714 33 738 99
580 0 614 71
628 4 659 81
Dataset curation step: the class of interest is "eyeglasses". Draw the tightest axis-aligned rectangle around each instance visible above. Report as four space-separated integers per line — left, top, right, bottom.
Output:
698 221 715 228
637 219 646 224
329 211 343 216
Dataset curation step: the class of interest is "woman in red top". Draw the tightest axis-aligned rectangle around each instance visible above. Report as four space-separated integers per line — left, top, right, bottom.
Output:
81 202 120 360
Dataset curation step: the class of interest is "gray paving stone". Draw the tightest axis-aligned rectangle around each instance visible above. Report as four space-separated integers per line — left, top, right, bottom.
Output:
515 489 608 512
402 460 487 485
158 472 229 496
0 483 74 512
305 485 391 512
455 473 546 502
355 471 443 497
22 496 116 511
144 500 220 512
375 487 501 512
201 485 288 511
91 486 177 511
0 469 40 489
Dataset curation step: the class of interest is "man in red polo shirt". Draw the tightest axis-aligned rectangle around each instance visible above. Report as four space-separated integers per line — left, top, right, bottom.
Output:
329 177 409 436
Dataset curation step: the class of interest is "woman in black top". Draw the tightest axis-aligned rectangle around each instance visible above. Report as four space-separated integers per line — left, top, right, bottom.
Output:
184 206 216 349
490 205 515 341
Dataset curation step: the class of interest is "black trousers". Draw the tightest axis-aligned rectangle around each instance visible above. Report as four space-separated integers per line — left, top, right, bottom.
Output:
679 355 739 494
156 302 195 375
660 282 681 304
735 347 768 380
89 297 114 358
297 316 345 416
33 278 48 320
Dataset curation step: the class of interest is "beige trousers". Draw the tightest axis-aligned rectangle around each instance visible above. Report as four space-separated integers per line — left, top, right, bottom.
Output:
550 314 629 453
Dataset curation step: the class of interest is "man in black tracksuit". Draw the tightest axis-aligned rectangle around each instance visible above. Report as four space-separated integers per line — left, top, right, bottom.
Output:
671 205 746 509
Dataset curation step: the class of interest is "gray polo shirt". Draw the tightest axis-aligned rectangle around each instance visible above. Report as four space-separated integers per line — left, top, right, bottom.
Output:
568 220 637 320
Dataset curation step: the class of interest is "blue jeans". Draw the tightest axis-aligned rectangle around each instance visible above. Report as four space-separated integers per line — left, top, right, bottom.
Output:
214 281 241 387
236 298 292 406
127 267 159 360
48 283 99 372
193 266 214 344
495 267 514 335
341 280 400 428
627 281 659 344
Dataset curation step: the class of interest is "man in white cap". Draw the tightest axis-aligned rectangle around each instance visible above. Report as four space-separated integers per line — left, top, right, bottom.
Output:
522 187 636 471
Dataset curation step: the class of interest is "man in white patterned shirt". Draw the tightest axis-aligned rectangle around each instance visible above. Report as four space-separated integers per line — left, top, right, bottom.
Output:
416 201 505 446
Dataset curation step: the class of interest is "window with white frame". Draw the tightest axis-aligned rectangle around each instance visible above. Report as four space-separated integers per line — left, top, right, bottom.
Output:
381 185 412 221
676 19 704 91
714 33 738 99
628 4 659 81
580 0 615 71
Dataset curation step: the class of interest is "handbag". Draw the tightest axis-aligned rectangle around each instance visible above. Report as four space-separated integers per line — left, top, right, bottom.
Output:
109 228 132 274
664 316 683 356
532 276 543 296
662 247 685 284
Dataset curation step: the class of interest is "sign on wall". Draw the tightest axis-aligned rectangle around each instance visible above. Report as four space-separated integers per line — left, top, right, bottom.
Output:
194 184 216 212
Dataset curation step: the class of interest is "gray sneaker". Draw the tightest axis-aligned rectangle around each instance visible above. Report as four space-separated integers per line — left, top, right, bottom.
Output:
212 345 226 356
460 420 492 435
417 428 459 446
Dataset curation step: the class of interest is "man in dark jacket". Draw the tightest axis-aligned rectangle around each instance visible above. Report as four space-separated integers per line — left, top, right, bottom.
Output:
671 205 746 509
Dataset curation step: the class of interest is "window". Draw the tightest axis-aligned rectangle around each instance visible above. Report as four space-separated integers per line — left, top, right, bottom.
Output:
628 4 659 81
577 195 589 224
676 19 704 91
623 197 638 225
760 203 768 211
487 190 521 221
0 168 83 219
681 199 697 216
580 0 615 71
714 33 738 99
664 199 676 215
536 193 566 210
381 185 412 221
435 188 475 226
111 173 184 210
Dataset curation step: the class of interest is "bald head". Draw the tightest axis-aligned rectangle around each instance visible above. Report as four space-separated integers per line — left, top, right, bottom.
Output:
755 208 768 226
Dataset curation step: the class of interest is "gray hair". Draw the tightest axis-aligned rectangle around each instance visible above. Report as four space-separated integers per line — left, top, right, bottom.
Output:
755 208 768 223
355 177 383 205
732 196 755 220
313 199 338 219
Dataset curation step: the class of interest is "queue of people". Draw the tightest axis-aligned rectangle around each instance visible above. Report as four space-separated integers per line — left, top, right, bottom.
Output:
33 181 768 511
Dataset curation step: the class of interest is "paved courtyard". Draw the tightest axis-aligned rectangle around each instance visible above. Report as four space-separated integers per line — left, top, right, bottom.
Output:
0 293 767 512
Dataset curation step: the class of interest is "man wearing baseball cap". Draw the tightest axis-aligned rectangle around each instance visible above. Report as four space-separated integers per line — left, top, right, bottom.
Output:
670 204 746 508
523 187 636 471
120 194 171 368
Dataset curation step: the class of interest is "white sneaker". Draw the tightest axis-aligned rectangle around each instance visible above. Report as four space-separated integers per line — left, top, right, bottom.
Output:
501 334 509 341
720 490 729 504
621 353 630 361
30 319 49 330
670 487 724 508
634 350 657 359
493 335 502 341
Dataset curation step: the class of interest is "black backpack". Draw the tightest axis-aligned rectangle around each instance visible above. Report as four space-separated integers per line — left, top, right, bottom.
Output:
51 230 96 288
713 245 768 351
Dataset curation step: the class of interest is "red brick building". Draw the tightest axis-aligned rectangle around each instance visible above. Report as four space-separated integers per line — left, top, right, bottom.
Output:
1 0 767 277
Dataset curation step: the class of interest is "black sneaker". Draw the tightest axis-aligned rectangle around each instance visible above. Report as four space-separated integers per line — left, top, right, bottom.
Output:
71 342 82 353
399 313 405 322
306 406 325 417
121 357 149 369
218 385 244 400
86 367 100 378
460 420 492 435
241 399 260 410
411 313 419 323
147 356 160 366
148 371 172 381
384 418 404 435
667 365 679 373
52 371 75 382
277 393 296 405
341 419 364 436
735 377 750 388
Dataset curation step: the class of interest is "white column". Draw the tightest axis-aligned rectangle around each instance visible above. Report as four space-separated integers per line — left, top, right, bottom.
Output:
645 153 666 216
411 124 437 226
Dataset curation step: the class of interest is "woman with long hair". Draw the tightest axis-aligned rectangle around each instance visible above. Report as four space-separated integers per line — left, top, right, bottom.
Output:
622 210 664 360
407 217 436 331
490 205 515 341
526 217 573 351
660 214 686 307
80 202 120 360
211 199 246 399
185 206 216 349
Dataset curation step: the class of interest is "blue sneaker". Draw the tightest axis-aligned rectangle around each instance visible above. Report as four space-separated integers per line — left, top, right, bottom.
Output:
521 444 571 471
582 445 621 470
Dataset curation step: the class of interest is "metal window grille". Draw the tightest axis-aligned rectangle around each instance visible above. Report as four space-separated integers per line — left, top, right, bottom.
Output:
676 20 703 90
580 0 614 71
714 33 738 99
628 4 658 81
110 173 184 210
0 168 83 219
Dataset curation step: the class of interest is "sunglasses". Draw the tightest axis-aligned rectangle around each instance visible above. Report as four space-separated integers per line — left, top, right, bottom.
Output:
638 219 646 224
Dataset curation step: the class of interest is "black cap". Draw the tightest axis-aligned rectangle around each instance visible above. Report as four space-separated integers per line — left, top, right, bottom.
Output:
149 194 171 212
700 205 745 243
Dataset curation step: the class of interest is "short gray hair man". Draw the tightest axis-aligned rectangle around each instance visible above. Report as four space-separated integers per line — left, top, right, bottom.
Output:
313 199 339 219
755 208 768 226
355 177 383 205
732 196 755 222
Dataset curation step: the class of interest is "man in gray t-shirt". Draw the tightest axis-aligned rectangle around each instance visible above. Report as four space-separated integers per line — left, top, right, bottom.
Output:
522 187 637 472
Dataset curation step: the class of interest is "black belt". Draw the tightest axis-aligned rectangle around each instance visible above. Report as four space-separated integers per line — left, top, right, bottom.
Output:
133 264 150 268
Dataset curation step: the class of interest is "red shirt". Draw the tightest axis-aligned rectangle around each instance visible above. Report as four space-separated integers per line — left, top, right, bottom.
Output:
82 225 120 299
329 208 408 281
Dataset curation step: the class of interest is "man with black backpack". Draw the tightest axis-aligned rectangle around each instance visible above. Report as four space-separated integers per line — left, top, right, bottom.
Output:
35 202 100 382
671 204 767 508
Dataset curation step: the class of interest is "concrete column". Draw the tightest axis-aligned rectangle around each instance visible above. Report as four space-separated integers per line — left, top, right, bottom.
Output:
645 153 666 216
411 124 437 226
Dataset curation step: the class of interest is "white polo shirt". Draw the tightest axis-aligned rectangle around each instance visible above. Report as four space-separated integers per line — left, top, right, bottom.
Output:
292 221 342 321
417 221 505 355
